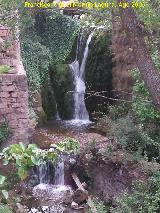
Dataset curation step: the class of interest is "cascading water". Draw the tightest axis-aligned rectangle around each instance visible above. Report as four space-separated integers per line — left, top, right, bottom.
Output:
38 162 50 184
33 159 72 209
37 160 65 185
69 33 93 123
54 160 65 185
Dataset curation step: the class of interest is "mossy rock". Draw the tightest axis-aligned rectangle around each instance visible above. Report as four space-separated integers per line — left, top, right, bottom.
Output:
41 85 58 120
85 31 113 120
31 92 47 125
50 64 74 120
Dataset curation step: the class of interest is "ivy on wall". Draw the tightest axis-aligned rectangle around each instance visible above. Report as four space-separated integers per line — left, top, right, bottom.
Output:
21 32 51 91
21 11 79 92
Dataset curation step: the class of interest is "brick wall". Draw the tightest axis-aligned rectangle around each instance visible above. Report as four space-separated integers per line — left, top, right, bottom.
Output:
0 25 30 146
0 74 29 146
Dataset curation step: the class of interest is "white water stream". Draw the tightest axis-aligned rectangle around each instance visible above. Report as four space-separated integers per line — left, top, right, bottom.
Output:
69 33 93 123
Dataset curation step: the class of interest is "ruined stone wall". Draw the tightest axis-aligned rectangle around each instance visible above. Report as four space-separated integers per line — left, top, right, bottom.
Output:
0 74 29 145
0 26 29 146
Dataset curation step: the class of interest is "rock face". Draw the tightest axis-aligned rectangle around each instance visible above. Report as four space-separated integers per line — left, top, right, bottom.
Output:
0 25 30 146
111 16 135 100
85 30 113 120
50 64 74 120
75 150 146 204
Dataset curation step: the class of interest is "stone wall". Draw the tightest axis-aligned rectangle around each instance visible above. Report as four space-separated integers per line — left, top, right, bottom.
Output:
112 17 135 100
0 25 30 146
0 74 29 145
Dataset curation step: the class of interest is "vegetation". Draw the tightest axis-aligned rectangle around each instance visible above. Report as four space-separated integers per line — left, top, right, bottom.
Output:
0 175 8 201
21 12 79 92
88 197 109 213
0 205 12 213
111 172 160 213
0 121 10 144
0 65 11 74
0 0 160 212
0 138 80 180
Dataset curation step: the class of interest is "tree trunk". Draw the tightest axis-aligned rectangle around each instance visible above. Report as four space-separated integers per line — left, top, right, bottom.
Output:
116 0 160 111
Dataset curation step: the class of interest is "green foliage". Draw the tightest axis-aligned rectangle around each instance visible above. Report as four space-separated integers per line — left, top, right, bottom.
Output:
96 114 159 158
21 33 51 91
108 103 131 120
0 175 8 201
114 117 144 151
111 172 160 213
131 69 160 123
0 205 12 213
0 65 11 74
53 138 80 153
21 11 79 91
0 143 56 180
137 0 160 30
36 12 79 65
0 139 80 180
88 197 109 213
0 121 10 144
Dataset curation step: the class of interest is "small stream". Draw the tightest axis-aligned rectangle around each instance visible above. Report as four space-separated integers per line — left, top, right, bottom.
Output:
23 32 107 212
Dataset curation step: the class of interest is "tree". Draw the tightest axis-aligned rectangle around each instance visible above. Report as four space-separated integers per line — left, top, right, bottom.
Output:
117 0 160 111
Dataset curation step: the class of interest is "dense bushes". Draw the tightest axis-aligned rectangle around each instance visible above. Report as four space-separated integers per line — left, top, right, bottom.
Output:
131 69 160 124
111 172 160 213
94 60 160 212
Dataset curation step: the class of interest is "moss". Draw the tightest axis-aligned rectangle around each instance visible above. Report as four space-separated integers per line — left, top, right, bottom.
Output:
50 64 74 120
41 85 58 120
0 120 10 144
85 31 113 119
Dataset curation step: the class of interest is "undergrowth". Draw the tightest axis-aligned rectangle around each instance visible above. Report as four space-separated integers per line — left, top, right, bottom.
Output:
0 121 10 145
111 172 160 213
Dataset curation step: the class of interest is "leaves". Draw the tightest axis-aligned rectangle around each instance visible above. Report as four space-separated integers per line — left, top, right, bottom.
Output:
131 69 160 123
21 12 79 92
18 167 28 180
1 138 80 180
0 175 6 185
1 190 9 200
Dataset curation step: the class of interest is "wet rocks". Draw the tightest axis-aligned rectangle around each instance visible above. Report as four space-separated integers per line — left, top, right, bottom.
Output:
72 188 88 204
32 184 73 203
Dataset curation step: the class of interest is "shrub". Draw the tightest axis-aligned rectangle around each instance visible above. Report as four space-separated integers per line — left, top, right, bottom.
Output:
88 197 109 213
0 139 80 180
110 172 160 213
131 69 160 124
0 121 10 144
0 205 12 213
95 116 114 136
108 103 131 120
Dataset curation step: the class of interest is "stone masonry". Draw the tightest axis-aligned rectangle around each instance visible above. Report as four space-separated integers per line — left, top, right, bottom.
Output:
0 25 30 146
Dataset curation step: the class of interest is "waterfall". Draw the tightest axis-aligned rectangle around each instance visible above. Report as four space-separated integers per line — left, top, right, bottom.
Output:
54 160 65 185
55 102 61 121
38 162 50 184
48 78 61 120
37 160 64 185
69 33 93 122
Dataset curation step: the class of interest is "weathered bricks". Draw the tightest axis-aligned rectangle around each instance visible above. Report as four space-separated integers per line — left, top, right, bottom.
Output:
0 73 30 146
